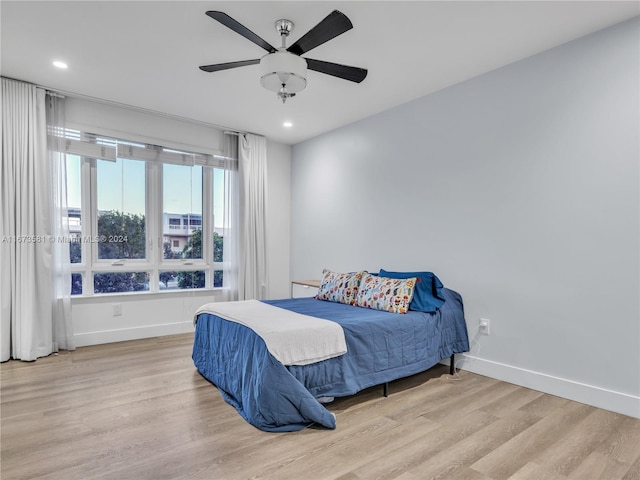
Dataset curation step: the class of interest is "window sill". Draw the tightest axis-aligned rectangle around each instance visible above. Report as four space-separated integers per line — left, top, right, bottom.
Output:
70 287 227 304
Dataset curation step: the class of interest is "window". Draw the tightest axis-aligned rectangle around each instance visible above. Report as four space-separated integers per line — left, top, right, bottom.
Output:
161 162 205 289
59 128 230 296
65 154 82 265
97 156 146 261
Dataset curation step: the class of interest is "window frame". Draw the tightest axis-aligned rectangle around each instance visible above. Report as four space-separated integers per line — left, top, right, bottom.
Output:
62 128 227 296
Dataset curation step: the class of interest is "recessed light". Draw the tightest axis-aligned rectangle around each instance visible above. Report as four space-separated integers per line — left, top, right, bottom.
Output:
53 61 68 69
283 122 293 128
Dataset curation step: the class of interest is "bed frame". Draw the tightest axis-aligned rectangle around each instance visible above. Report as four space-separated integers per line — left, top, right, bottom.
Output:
382 353 455 397
194 292 469 431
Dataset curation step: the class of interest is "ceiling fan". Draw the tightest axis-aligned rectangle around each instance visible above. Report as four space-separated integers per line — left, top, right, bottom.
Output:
199 10 368 103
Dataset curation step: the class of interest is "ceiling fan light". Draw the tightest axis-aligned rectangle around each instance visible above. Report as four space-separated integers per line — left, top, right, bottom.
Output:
260 51 307 93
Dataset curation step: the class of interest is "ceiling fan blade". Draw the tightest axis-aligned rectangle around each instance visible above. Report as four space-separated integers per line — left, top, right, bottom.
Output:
206 11 277 53
199 59 260 73
306 58 367 83
287 10 353 56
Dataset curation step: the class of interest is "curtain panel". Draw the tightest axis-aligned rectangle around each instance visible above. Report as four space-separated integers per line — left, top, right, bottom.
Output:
222 132 239 301
238 134 268 300
0 77 74 361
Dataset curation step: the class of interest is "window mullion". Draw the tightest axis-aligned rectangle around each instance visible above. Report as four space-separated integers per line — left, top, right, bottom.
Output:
73 154 93 296
202 166 213 289
146 161 160 293
86 155 97 295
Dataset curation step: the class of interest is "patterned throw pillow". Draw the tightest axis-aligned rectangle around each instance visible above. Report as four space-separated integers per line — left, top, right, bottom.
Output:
315 269 365 305
355 272 417 314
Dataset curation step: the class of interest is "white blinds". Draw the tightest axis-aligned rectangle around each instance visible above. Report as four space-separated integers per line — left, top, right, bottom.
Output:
48 127 233 167
53 136 117 161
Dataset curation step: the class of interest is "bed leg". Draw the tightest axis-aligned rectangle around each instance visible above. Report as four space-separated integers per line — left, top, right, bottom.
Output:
383 382 388 397
450 354 455 375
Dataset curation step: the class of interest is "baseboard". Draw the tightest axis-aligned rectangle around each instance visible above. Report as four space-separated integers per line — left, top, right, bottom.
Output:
446 354 640 419
73 321 194 348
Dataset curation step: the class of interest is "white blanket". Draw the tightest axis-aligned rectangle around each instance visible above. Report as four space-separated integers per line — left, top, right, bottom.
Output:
194 300 347 366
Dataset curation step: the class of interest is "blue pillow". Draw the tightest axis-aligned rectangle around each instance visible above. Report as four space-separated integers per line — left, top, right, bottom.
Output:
378 269 445 313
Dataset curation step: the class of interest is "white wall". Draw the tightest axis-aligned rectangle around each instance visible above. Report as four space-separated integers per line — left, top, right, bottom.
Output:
291 18 639 417
72 290 222 347
266 139 292 300
68 98 292 346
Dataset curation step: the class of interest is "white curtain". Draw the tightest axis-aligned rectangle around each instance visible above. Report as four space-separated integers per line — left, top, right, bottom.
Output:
221 133 239 301
47 93 74 353
238 133 268 300
0 77 74 362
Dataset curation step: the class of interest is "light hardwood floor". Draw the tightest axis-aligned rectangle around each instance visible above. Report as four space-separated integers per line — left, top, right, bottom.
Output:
1 333 639 480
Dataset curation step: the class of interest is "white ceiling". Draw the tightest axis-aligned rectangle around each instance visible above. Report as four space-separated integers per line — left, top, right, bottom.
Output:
1 1 638 145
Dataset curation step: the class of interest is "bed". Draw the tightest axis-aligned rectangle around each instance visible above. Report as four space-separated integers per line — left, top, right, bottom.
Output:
192 271 469 432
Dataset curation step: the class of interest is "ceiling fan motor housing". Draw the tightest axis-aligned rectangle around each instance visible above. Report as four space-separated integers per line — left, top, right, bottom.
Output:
260 51 308 93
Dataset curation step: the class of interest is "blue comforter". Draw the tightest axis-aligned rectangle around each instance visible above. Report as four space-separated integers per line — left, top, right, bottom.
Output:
192 288 469 432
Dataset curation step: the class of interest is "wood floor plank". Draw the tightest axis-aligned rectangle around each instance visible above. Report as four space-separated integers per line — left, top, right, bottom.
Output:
517 391 571 417
534 408 628 477
623 454 640 480
247 417 422 480
479 385 544 418
469 400 595 479
567 452 630 480
420 379 521 423
452 468 494 480
596 415 640 467
351 409 499 480
2 333 639 480
404 410 540 480
506 461 567 480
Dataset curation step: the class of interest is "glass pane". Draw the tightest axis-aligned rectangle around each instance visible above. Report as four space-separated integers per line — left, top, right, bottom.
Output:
213 270 223 288
65 154 82 263
213 231 223 263
97 157 146 260
163 164 203 260
159 271 206 290
182 229 202 260
71 273 83 295
175 271 205 289
159 271 178 290
94 272 149 294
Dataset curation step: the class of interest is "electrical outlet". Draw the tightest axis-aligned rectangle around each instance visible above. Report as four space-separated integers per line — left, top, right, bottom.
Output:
113 303 122 316
479 318 490 335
